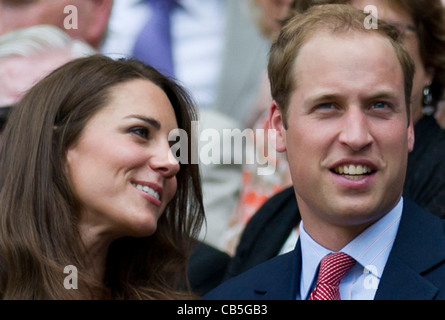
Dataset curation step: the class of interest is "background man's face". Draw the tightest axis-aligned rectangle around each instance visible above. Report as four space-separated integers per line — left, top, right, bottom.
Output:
272 31 414 234
1 0 74 35
0 0 111 48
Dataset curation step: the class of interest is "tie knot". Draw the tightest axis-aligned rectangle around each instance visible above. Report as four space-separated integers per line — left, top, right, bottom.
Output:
317 252 356 287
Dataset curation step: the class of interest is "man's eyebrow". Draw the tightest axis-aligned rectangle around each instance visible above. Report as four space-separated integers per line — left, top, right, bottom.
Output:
304 93 343 106
306 90 400 104
365 90 399 101
125 115 161 130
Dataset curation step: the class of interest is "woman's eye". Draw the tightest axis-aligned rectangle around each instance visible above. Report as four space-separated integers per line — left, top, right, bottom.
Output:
130 127 150 139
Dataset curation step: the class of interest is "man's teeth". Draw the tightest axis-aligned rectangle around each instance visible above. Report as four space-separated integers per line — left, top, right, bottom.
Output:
333 164 372 175
133 183 160 200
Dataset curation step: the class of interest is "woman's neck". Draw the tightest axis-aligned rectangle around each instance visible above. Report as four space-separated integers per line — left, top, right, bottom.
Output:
77 223 116 294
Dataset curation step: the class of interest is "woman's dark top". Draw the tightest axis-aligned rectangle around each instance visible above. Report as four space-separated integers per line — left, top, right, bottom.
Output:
404 115 445 218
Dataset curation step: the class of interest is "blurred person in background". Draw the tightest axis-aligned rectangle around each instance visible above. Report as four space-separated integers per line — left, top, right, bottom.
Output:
0 25 96 133
437 100 445 128
436 0 445 128
221 0 310 255
0 0 112 50
102 0 268 125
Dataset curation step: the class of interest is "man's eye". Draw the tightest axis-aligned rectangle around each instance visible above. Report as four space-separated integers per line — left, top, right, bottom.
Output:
312 103 337 114
371 102 394 113
373 102 388 109
318 103 335 109
130 127 149 139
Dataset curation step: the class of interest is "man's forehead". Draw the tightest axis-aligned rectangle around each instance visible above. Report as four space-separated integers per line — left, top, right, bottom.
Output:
296 28 396 61
290 30 405 101
293 29 402 82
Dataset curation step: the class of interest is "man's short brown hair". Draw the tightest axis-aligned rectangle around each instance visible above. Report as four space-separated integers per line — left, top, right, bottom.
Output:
268 4 415 128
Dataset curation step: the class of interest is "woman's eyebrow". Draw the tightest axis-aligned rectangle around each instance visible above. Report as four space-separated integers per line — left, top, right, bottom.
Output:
124 115 161 130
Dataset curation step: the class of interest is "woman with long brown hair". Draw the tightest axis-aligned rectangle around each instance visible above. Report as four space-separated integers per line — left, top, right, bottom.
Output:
0 55 205 299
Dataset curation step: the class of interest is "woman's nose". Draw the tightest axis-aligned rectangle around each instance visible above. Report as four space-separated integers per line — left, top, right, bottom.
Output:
148 140 180 178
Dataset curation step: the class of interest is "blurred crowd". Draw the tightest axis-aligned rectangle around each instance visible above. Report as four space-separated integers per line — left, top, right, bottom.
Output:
0 0 444 299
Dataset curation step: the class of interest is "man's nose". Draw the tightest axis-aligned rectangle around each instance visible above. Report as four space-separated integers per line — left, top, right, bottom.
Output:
338 107 373 151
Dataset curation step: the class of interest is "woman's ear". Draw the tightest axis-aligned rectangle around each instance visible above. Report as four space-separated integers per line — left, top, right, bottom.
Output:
269 101 287 153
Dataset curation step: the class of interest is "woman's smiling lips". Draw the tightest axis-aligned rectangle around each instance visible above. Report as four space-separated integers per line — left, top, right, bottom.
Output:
131 180 163 207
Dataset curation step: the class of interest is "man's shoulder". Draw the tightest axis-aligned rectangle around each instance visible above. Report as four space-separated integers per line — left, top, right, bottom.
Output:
400 198 445 240
403 198 445 229
380 198 445 299
202 250 298 300
376 199 445 300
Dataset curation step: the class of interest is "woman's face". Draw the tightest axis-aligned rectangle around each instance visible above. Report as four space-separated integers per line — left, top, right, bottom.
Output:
352 0 434 123
65 79 180 243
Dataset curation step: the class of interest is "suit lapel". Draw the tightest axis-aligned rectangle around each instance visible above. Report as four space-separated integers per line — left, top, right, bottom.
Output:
252 240 302 299
375 199 445 300
375 255 439 299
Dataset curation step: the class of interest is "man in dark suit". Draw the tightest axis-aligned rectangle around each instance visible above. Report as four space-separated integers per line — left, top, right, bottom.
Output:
203 4 445 300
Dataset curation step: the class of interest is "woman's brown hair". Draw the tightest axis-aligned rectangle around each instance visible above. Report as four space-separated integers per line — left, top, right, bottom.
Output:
0 55 204 299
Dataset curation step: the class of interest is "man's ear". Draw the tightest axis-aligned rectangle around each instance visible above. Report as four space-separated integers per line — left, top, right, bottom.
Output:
407 115 415 153
269 101 287 153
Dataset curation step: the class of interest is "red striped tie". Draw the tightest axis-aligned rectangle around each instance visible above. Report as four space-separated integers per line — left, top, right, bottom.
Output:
309 252 356 300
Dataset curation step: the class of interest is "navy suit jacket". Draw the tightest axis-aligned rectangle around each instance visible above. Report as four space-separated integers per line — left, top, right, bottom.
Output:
203 199 445 300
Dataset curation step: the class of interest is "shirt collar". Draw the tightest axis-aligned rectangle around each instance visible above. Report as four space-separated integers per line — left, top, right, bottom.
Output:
299 197 403 299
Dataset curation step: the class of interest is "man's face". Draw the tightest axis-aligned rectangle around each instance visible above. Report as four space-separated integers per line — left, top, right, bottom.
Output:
271 31 414 234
